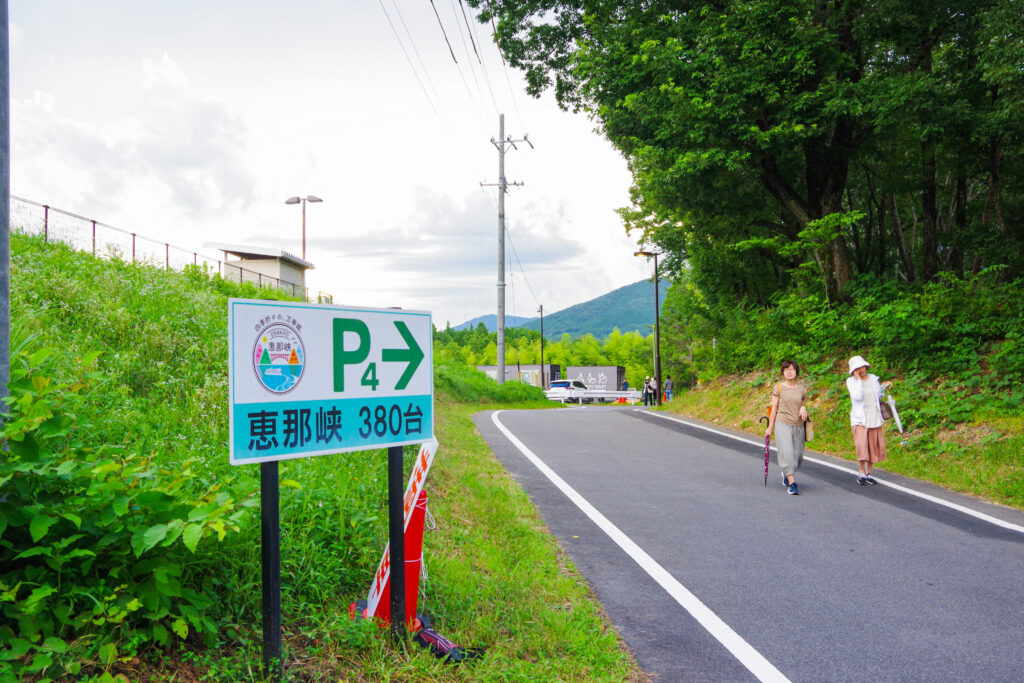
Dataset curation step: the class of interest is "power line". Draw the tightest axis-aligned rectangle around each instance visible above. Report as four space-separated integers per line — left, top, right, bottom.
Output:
480 1 528 130
505 224 540 305
456 0 481 63
497 48 527 130
443 0 490 134
429 0 458 63
390 0 445 105
465 2 502 117
377 0 443 122
482 186 585 280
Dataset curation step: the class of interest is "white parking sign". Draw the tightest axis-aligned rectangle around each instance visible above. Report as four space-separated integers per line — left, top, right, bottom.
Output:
228 299 433 465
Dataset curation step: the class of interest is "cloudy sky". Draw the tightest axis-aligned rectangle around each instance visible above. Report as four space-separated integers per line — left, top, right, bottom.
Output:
9 1 654 328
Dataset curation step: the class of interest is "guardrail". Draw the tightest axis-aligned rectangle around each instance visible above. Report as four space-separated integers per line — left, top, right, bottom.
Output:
9 195 334 304
547 389 643 405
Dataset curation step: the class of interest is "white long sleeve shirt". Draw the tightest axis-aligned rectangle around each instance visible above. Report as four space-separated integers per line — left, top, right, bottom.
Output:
846 373 884 428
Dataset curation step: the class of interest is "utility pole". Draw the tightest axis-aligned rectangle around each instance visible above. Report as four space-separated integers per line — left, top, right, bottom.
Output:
635 250 663 406
481 113 531 385
537 304 545 389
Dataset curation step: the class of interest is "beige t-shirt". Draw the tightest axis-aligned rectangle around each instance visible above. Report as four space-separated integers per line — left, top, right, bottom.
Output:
772 382 807 426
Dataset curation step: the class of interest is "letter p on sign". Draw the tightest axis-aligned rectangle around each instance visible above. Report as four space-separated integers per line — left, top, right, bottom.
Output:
333 318 370 391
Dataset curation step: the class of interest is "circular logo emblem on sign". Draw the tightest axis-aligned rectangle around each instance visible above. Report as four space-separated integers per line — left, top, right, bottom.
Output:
252 322 305 394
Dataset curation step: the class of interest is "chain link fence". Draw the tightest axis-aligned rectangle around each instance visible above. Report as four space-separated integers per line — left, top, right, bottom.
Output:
10 195 334 303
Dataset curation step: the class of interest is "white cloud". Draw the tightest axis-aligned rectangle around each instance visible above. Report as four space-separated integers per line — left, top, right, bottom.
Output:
142 54 189 89
9 1 653 328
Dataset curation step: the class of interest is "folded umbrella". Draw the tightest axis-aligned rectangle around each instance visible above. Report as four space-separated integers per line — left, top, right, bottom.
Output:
887 393 903 433
759 416 770 486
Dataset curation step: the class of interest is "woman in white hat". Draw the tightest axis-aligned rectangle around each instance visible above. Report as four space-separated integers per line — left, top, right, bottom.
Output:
845 355 891 484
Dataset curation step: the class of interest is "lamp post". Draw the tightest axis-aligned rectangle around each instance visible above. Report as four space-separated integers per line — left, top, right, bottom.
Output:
634 250 662 406
285 195 323 260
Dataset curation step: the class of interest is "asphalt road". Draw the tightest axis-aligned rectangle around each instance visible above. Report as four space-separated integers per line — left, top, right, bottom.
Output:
473 407 1024 682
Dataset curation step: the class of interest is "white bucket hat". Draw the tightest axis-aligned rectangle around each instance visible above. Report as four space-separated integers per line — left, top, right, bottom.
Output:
848 355 870 375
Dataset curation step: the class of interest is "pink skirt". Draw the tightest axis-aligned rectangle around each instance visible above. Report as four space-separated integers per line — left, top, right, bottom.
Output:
852 425 887 463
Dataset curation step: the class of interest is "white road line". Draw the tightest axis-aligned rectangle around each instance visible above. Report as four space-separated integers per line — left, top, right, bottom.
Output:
643 410 1024 535
491 410 791 683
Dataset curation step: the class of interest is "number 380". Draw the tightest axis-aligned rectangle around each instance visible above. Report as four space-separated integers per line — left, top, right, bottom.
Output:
358 404 403 438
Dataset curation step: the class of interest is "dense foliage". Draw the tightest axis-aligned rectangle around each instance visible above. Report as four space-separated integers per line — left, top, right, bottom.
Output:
474 0 1024 308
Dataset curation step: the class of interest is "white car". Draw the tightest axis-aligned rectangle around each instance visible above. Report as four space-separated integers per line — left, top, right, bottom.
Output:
545 379 590 403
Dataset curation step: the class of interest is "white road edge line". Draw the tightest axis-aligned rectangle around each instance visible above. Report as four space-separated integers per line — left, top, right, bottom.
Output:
643 410 1024 535
492 410 791 683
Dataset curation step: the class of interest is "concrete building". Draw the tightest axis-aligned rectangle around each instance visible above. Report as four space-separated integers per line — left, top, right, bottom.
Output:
205 242 316 300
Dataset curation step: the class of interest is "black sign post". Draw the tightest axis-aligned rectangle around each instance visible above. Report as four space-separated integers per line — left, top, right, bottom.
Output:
261 461 282 680
387 445 407 643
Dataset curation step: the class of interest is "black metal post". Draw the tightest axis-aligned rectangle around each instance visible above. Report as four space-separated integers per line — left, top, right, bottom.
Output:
261 461 282 680
387 445 406 643
0 0 8 405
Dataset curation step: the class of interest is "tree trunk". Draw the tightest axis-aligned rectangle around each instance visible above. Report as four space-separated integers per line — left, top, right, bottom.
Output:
887 194 917 282
920 136 939 281
875 193 887 277
989 141 1006 235
951 171 966 277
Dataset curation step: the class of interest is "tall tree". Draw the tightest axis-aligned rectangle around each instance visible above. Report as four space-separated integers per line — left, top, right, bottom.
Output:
475 0 1024 301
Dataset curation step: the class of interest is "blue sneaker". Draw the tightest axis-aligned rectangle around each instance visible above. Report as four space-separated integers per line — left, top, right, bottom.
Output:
788 482 799 495
782 473 788 488
865 474 878 484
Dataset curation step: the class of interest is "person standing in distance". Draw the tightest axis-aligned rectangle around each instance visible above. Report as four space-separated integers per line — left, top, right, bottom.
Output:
846 355 890 484
764 360 808 495
664 375 674 402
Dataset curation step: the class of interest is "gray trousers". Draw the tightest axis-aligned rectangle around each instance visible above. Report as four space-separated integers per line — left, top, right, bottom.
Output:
774 422 806 477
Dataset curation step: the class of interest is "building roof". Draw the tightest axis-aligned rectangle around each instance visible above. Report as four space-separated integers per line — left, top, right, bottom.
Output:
204 242 314 270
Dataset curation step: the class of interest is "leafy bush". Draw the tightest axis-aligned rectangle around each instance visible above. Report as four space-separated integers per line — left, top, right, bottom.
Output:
0 335 253 680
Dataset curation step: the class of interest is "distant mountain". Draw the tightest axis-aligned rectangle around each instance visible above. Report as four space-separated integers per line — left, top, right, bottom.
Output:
448 279 669 339
522 278 670 339
450 314 535 333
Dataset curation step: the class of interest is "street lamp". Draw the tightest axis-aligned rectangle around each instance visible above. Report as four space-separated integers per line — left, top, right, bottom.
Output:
285 195 323 260
634 250 663 406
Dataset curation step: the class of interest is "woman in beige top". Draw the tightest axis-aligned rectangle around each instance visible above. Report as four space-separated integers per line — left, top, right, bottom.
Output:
764 360 809 495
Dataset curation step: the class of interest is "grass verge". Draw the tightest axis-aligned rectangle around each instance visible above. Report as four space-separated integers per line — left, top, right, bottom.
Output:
136 400 646 682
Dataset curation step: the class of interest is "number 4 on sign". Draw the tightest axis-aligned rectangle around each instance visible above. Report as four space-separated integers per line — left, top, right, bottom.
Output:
333 318 424 392
361 364 379 390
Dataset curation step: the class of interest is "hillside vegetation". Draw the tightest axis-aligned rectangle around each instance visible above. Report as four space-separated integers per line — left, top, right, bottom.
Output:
1 233 642 682
452 278 670 340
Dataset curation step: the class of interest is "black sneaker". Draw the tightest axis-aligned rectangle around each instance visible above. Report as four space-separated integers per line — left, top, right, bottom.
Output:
857 475 868 485
788 482 799 495
865 474 878 484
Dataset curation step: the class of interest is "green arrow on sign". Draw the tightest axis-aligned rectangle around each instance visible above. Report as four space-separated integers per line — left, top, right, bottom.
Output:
382 321 424 390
